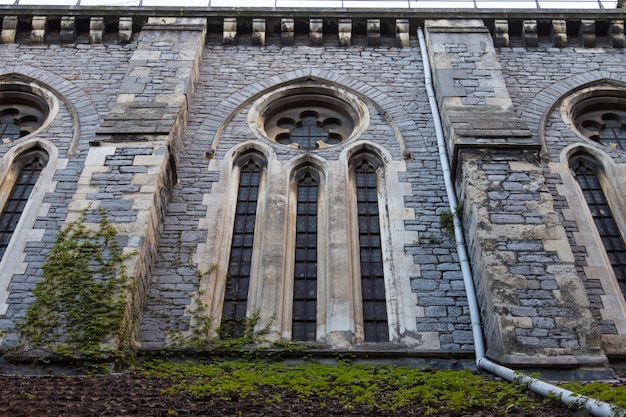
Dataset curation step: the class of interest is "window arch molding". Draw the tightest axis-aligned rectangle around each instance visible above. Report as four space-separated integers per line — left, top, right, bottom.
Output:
204 71 416 159
0 138 58 316
569 151 626 273
0 69 98 156
196 138 421 347
521 73 626 159
342 141 393 167
341 140 423 344
563 144 626 239
349 150 389 342
247 80 370 150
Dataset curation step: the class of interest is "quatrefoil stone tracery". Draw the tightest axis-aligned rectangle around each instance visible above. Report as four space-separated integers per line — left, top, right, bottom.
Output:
248 83 368 150
0 90 48 143
275 111 343 150
566 88 626 152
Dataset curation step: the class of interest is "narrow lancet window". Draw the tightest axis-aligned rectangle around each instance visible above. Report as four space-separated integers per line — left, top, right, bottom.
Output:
354 156 389 342
221 157 262 339
572 157 626 297
0 151 46 261
292 171 318 341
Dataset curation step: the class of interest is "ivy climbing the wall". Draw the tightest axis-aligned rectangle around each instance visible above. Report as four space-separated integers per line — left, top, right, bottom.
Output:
17 211 132 361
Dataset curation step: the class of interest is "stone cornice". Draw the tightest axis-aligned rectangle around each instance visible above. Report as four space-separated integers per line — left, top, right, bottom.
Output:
0 8 624 46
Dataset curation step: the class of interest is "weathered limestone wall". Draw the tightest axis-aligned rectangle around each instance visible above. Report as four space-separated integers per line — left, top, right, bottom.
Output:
423 19 535 162
425 19 607 367
460 148 605 366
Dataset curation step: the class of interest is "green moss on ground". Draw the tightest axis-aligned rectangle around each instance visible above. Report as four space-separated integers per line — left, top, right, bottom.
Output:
134 360 624 416
559 379 626 410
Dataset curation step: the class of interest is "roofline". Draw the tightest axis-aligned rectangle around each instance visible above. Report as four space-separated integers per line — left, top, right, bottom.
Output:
0 5 624 20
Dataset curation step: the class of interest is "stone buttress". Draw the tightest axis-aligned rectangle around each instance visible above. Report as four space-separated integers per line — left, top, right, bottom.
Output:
68 17 207 349
424 19 607 368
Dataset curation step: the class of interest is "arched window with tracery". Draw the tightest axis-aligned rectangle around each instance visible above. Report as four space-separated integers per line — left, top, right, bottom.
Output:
292 170 319 341
220 155 264 339
352 153 389 342
569 90 626 151
0 149 48 261
571 155 626 298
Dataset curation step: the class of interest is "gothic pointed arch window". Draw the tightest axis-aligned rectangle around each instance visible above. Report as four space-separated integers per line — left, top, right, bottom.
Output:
220 153 265 339
351 152 389 342
292 170 319 341
570 154 626 298
0 148 48 261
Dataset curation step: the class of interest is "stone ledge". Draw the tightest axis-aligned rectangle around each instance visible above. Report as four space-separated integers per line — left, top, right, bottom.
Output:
486 350 610 369
444 107 536 151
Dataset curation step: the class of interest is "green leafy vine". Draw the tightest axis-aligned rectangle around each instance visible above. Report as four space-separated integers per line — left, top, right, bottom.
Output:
439 203 463 236
17 211 132 361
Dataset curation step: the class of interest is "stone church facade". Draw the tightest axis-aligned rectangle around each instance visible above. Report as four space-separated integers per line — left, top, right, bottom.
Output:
0 6 624 373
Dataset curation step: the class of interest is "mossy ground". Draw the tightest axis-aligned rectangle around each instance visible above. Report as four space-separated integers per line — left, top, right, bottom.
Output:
1 360 623 416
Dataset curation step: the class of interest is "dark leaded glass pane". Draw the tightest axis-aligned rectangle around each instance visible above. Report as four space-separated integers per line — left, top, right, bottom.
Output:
354 157 389 342
290 113 328 150
292 172 318 341
0 154 45 261
294 279 307 295
598 118 626 150
220 158 261 339
0 114 22 142
363 322 389 343
573 158 626 295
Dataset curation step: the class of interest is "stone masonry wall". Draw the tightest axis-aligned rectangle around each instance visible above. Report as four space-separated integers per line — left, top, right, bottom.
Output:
2 11 622 365
0 42 135 347
138 38 473 353
0 17 209 353
426 19 607 367
460 148 604 366
497 45 626 357
82 17 207 350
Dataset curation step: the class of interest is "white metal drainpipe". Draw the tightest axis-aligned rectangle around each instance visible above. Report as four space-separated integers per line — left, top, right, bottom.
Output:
417 27 624 417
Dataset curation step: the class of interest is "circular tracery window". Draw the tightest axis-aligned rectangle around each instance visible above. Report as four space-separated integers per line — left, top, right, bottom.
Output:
0 85 50 144
567 88 626 151
248 82 369 150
